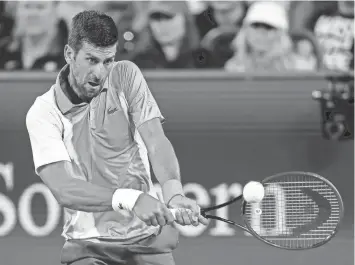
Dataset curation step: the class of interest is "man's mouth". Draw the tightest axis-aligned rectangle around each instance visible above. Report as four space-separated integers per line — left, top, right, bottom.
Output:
88 81 100 87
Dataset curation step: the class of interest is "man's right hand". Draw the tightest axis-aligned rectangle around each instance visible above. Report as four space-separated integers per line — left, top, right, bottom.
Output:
133 193 175 226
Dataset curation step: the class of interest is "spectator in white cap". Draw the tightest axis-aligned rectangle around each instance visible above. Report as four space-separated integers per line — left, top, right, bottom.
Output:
225 1 314 72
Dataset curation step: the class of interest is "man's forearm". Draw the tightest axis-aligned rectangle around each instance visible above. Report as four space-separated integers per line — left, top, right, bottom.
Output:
50 177 143 213
148 137 181 182
39 161 142 213
147 137 184 202
53 177 116 212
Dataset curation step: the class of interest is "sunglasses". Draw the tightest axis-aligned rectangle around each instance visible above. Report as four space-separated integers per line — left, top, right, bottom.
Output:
250 22 276 30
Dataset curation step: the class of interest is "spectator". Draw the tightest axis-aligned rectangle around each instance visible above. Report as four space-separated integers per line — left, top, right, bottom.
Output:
305 1 354 72
225 2 316 72
132 1 210 69
195 1 247 39
0 1 67 71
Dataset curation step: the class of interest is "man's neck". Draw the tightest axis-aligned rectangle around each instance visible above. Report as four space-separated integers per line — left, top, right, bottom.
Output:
63 69 85 104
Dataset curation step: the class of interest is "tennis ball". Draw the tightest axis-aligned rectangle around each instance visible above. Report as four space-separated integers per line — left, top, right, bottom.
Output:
243 181 265 203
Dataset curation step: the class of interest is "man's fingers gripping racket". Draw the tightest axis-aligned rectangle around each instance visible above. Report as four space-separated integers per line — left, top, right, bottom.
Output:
170 208 192 219
169 208 209 225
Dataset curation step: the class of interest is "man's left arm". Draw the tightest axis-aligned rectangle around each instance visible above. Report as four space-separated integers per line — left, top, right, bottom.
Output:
139 118 201 226
137 118 181 203
121 61 207 226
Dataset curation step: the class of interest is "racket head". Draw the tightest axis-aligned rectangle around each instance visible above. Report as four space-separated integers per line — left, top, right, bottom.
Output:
242 171 344 250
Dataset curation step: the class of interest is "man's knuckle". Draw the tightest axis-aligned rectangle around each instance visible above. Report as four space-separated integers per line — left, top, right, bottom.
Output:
154 210 162 216
149 213 156 219
141 214 149 220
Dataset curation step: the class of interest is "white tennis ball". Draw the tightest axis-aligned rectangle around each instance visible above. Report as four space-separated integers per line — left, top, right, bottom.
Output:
243 181 265 203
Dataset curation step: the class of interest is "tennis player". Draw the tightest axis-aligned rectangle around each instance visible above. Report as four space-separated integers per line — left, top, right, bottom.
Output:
26 10 208 265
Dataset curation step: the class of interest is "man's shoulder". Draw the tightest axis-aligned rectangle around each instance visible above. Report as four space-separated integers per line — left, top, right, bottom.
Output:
111 60 142 78
26 86 61 127
108 60 144 94
29 86 56 111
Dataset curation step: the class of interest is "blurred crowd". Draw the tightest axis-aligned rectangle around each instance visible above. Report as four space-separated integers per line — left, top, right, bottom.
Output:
0 1 353 73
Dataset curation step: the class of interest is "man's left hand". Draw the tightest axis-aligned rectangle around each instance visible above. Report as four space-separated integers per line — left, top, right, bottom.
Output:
168 195 209 226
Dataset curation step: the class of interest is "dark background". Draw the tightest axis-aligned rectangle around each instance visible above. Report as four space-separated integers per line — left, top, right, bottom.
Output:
0 71 353 265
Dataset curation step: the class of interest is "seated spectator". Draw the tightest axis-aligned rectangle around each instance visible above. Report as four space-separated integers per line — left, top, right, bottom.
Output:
132 1 211 69
225 2 317 72
305 1 354 73
0 1 67 71
195 1 247 39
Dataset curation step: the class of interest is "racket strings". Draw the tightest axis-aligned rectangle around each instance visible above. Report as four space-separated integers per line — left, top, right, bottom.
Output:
244 173 342 249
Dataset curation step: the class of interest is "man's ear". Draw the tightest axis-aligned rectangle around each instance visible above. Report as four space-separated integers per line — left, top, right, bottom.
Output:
64 45 75 64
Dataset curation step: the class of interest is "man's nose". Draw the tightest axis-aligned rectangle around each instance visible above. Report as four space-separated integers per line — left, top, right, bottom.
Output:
92 63 107 81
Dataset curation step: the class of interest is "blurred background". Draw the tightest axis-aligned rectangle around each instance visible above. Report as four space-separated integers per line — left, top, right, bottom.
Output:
0 1 353 265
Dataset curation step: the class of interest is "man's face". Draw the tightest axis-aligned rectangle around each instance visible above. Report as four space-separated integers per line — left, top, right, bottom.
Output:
65 42 117 102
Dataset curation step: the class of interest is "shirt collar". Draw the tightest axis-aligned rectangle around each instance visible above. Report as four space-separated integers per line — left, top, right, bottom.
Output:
54 64 109 114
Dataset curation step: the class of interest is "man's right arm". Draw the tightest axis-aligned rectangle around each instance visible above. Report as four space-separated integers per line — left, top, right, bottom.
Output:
26 102 143 213
38 161 117 212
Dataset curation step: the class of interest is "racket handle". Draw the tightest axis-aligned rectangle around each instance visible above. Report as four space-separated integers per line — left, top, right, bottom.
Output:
169 208 193 220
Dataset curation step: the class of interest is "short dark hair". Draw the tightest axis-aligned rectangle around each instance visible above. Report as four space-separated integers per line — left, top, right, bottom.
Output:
68 10 118 52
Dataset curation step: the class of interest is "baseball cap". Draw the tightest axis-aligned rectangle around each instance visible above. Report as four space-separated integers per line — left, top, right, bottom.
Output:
148 1 188 16
244 2 289 30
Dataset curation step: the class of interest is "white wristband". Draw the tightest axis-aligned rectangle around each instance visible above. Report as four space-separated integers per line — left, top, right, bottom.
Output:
112 189 144 212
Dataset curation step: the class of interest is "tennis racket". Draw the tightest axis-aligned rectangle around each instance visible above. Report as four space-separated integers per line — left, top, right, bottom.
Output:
170 171 344 250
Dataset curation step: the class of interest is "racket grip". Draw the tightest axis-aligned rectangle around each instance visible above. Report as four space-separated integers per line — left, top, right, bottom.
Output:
169 208 193 220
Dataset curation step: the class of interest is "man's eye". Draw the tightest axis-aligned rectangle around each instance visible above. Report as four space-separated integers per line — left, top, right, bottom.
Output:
104 59 114 65
88 58 97 64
